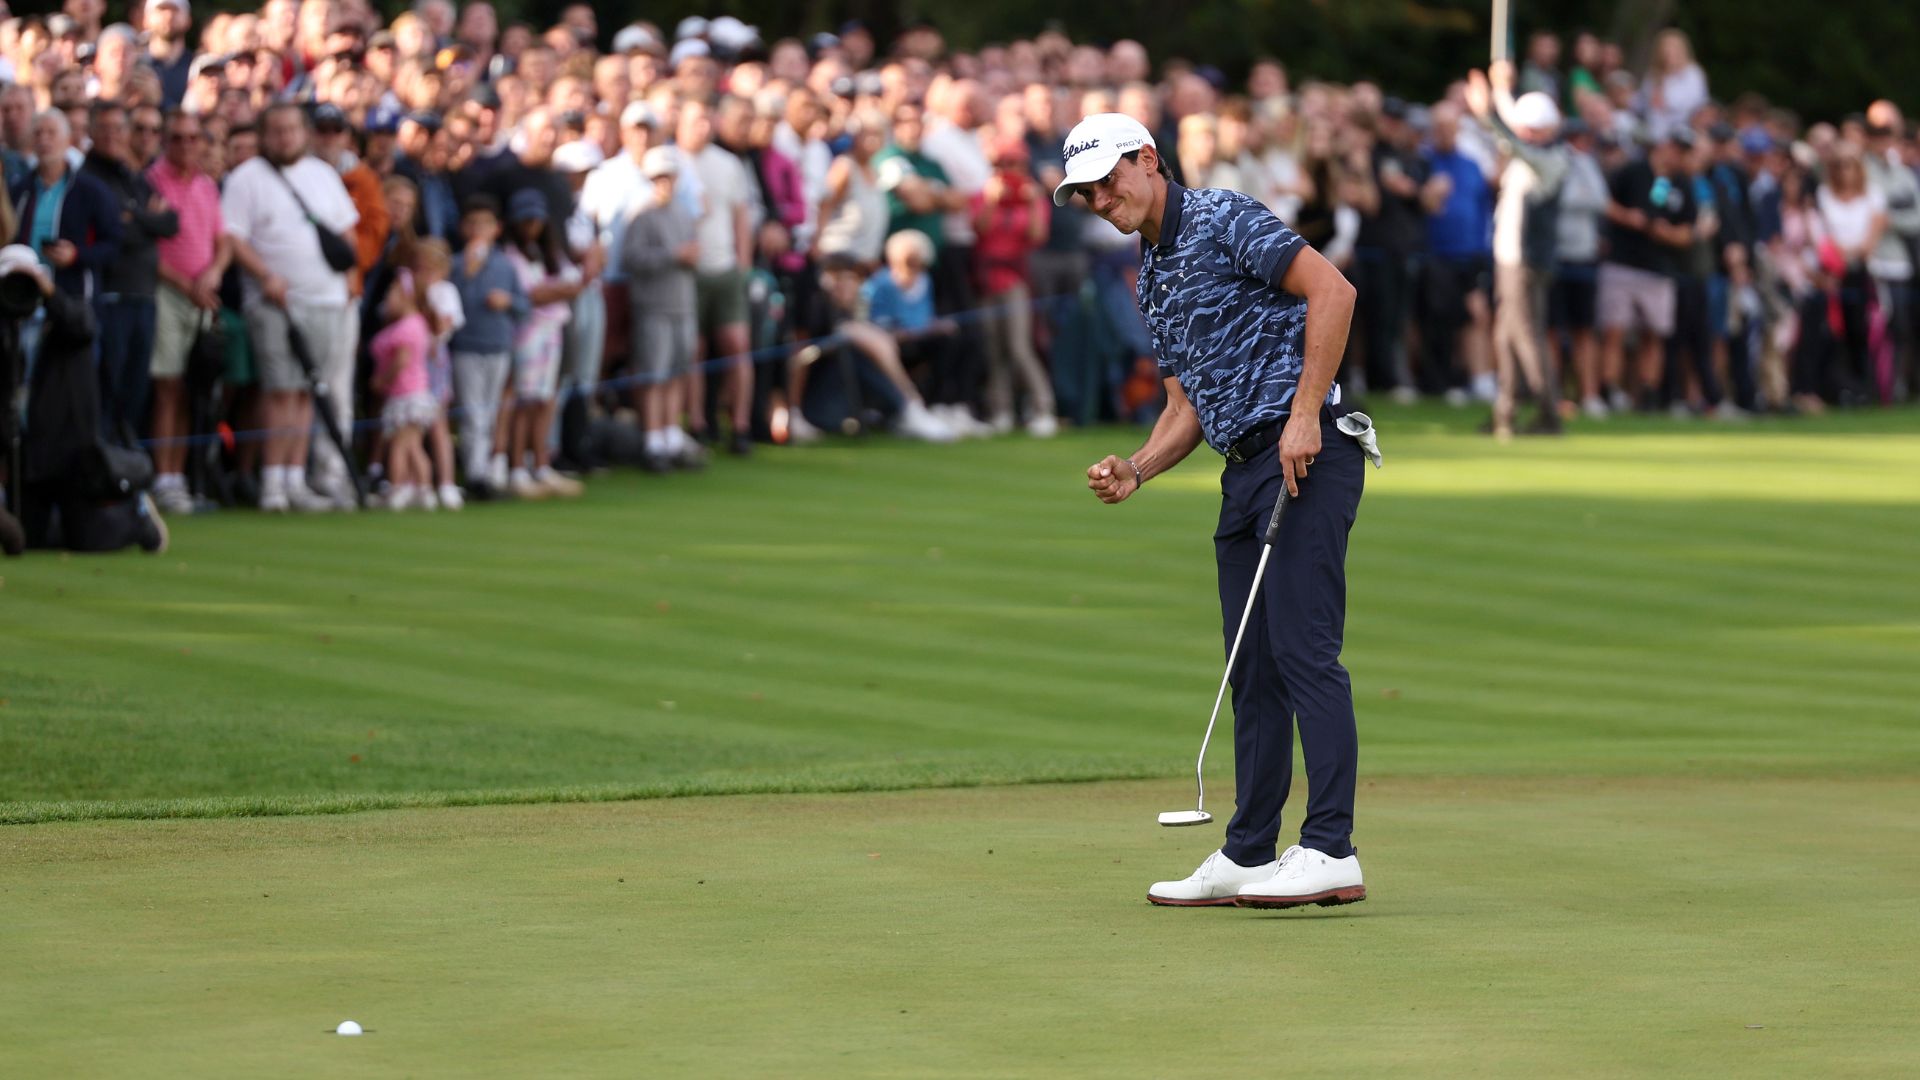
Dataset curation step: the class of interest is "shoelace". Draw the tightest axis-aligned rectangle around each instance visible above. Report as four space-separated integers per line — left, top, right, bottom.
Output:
1276 845 1306 877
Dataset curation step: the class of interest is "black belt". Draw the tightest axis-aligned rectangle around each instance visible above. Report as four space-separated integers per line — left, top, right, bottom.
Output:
1223 404 1343 464
1224 420 1286 464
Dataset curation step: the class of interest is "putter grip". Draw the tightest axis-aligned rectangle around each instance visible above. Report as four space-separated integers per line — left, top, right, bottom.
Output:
1262 487 1291 546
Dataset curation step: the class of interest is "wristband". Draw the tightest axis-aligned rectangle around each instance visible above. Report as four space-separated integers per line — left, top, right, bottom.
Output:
1125 457 1145 486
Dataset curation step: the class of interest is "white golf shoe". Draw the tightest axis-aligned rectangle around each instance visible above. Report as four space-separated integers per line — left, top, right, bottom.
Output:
1235 845 1366 909
1147 850 1279 907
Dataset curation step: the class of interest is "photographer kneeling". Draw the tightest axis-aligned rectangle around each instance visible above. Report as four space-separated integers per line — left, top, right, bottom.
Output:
1 245 167 555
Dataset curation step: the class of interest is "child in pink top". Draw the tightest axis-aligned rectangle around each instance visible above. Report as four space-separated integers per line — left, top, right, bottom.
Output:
371 265 440 510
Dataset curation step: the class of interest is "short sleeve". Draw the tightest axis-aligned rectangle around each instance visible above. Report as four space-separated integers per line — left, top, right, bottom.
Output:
1216 193 1306 288
220 168 253 238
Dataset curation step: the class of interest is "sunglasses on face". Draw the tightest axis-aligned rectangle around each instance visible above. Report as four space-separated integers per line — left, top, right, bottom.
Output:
135 124 162 135
168 131 203 143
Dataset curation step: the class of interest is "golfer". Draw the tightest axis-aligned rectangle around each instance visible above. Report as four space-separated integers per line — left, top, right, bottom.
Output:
1064 114 1382 908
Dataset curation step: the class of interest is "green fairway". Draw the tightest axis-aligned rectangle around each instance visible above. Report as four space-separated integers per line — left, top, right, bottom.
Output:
6 777 1920 1078
4 405 1919 822
4 406 1920 1075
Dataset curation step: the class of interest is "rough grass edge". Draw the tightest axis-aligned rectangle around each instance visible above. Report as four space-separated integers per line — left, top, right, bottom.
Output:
0 759 1182 826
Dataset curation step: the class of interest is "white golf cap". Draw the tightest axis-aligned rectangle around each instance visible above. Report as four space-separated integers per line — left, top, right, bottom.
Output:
552 139 604 174
1511 91 1562 132
669 38 711 68
611 24 658 55
674 16 709 41
0 243 42 278
147 0 189 16
619 101 660 129
641 146 679 179
1053 112 1156 207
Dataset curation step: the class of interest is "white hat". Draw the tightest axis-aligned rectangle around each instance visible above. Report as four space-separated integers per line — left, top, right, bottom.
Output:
669 38 711 68
1510 92 1562 133
1052 113 1156 207
611 25 658 55
147 0 189 16
619 101 659 129
0 243 42 279
708 16 757 50
674 16 709 41
641 146 679 179
552 140 604 174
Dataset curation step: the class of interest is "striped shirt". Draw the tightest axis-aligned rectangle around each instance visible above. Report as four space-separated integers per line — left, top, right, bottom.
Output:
147 157 223 281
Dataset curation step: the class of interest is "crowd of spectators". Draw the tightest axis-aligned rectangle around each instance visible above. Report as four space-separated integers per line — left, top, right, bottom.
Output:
1 5 1917 554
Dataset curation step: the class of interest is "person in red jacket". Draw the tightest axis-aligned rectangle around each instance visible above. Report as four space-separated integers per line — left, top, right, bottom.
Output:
970 133 1056 436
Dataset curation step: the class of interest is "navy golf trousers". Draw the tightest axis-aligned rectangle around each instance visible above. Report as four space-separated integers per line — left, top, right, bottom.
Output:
1215 412 1363 866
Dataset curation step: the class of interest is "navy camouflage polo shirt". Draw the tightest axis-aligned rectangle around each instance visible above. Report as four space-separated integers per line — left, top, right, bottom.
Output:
1137 182 1339 453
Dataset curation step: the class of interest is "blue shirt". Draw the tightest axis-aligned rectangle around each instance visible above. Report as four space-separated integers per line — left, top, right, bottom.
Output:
446 246 529 355
30 170 71 262
1425 147 1492 259
861 269 934 332
1137 183 1332 452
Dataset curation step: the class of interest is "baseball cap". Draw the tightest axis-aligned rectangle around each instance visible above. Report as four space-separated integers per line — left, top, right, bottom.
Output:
507 188 549 225
709 16 754 49
1510 92 1561 132
0 243 42 279
147 0 189 17
311 102 349 132
1739 127 1774 155
674 16 709 42
47 14 79 37
364 103 403 135
403 109 443 133
188 53 228 80
552 140 604 174
619 101 660 130
612 24 659 55
1052 112 1155 207
669 39 711 68
641 146 679 179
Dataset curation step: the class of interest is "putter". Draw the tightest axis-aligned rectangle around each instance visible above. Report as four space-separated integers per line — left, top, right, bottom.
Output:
1159 480 1293 827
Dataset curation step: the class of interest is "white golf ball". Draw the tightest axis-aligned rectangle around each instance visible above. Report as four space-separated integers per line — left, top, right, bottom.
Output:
336 1020 363 1036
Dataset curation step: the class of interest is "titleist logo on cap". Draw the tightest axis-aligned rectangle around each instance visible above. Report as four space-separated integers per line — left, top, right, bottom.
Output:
1063 138 1100 159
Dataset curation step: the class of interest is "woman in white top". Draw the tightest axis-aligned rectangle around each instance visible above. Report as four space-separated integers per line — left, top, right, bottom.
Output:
815 111 889 270
1811 146 1887 403
1642 30 1708 141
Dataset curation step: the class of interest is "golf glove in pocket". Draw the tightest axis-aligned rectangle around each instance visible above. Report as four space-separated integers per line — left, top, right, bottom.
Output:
1336 411 1384 469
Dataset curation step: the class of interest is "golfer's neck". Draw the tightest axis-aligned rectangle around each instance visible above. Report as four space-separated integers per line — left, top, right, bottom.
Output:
1137 180 1169 246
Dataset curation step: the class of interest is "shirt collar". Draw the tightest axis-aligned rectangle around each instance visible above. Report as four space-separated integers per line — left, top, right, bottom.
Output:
1152 181 1187 254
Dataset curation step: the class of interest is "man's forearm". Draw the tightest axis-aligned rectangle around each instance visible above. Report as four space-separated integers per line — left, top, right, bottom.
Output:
1127 389 1203 484
229 235 271 282
1292 280 1356 415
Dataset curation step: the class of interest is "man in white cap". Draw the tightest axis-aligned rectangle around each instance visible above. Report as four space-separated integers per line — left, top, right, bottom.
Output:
1069 112 1383 910
1466 59 1569 440
582 103 661 316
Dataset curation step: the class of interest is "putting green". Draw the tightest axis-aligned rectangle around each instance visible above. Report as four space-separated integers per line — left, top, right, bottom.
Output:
5 776 1917 1077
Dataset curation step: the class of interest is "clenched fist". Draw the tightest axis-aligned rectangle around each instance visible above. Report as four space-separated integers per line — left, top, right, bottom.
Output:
1087 455 1141 504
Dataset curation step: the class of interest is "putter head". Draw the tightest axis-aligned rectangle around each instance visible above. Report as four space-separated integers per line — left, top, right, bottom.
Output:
1157 810 1213 827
